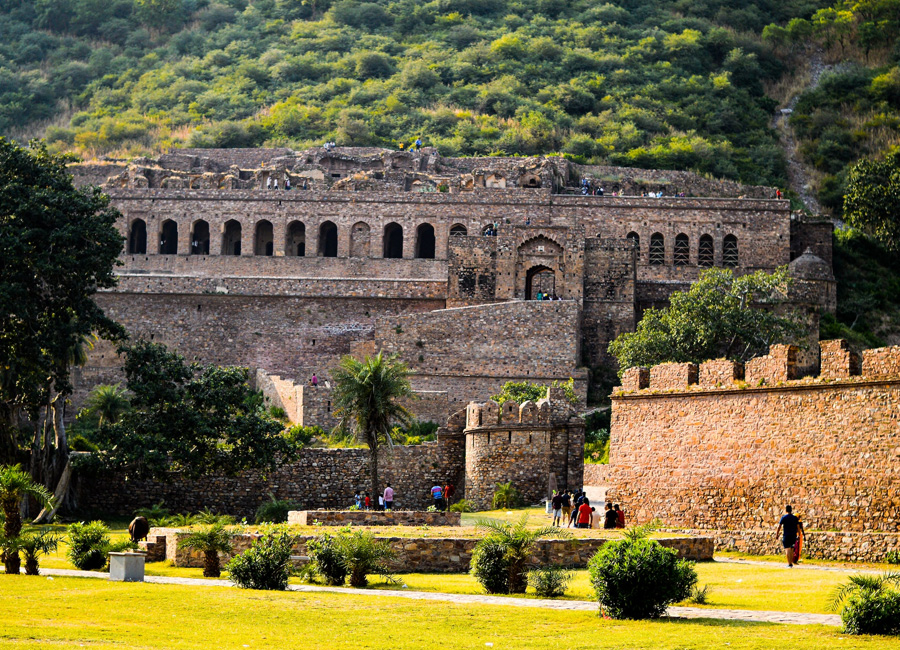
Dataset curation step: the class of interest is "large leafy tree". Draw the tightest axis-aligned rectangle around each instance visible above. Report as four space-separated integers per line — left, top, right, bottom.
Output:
331 352 414 502
843 150 900 251
608 267 805 370
0 138 123 488
90 341 293 480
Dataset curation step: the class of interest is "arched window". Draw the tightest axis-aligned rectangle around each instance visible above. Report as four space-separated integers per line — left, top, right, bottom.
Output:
286 221 305 257
383 222 403 258
415 223 435 259
159 220 178 255
649 232 665 265
222 219 242 256
723 235 738 267
450 224 467 236
128 219 147 254
674 233 689 266
626 231 640 249
350 221 370 258
319 221 338 257
698 234 714 268
191 220 210 255
255 220 274 256
481 224 497 236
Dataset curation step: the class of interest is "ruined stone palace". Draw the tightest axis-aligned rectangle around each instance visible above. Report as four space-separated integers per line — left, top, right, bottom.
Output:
71 146 835 424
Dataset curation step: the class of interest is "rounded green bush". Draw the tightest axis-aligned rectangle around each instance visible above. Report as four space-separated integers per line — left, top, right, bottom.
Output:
470 538 509 594
588 538 697 619
66 521 111 571
307 532 347 586
841 590 900 636
226 528 294 590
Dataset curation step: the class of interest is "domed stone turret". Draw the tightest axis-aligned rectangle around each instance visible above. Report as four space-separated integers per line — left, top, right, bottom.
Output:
789 248 833 281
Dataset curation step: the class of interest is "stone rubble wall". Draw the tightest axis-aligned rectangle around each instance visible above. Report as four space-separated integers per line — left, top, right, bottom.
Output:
607 342 900 548
153 527 713 571
287 510 461 526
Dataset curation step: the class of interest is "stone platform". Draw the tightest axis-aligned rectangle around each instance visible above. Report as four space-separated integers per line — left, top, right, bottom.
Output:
287 510 461 527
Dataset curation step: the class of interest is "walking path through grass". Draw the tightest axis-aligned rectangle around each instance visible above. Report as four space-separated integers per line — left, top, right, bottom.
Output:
27 566 841 627
716 557 880 573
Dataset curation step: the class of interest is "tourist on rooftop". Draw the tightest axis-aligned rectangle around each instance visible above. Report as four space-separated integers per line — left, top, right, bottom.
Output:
415 137 422 151
285 177 291 190
311 373 318 387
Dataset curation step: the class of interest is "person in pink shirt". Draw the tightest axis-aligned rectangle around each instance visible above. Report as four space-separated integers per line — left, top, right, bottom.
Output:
383 484 394 510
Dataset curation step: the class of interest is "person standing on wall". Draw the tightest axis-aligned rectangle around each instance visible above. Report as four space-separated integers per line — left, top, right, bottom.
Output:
383 484 394 511
775 505 804 567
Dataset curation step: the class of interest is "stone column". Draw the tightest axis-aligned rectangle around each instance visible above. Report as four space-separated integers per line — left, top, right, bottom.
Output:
337 221 350 258
241 219 254 256
306 221 319 257
435 222 449 260
177 217 191 256
272 220 286 257
402 223 415 259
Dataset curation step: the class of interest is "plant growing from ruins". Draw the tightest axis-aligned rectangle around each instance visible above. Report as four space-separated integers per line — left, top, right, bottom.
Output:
335 530 397 588
471 514 569 594
588 536 697 619
609 267 806 371
0 465 54 575
331 352 414 506
91 341 295 480
491 482 522 509
227 526 296 591
829 572 900 635
180 524 233 578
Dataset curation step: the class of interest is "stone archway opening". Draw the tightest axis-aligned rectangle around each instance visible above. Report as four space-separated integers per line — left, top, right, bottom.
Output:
191 220 210 255
319 221 338 257
159 219 178 255
383 222 403 259
525 265 556 300
415 223 435 259
128 219 147 254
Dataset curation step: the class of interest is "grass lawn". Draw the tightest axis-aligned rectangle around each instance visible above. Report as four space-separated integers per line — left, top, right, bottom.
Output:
0 575 890 650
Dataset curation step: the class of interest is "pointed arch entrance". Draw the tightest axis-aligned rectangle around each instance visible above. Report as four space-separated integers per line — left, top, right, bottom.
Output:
525 265 556 300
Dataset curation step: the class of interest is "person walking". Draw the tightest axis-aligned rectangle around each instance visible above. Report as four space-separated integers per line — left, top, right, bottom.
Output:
775 505 804 567
551 490 563 527
364 492 371 510
443 482 454 511
569 490 584 528
431 483 443 510
576 498 594 529
561 490 572 527
383 484 394 511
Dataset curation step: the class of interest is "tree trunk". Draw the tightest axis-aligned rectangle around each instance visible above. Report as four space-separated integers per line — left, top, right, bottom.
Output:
368 431 379 510
0 402 19 465
203 550 220 578
30 393 70 523
32 454 72 524
24 554 39 576
1 495 22 575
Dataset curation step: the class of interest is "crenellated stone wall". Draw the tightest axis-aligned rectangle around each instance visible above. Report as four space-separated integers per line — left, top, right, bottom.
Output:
606 341 900 559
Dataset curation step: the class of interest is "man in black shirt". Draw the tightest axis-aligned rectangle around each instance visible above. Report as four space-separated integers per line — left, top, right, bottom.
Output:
775 505 804 567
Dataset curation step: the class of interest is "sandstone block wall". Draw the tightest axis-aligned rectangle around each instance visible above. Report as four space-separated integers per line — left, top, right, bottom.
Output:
287 510 461 526
699 359 744 387
607 342 900 538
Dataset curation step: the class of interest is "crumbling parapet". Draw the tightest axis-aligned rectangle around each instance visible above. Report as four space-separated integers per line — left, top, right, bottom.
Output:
650 362 698 390
745 344 797 385
699 359 744 387
862 345 900 379
820 339 861 379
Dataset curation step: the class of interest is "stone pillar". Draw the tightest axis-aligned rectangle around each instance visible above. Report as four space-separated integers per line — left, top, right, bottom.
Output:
177 218 190 256
241 219 254 256
435 222 450 260
306 222 319 258
337 222 350 258
272 221 286 257
819 339 860 379
621 367 649 391
402 224 415 259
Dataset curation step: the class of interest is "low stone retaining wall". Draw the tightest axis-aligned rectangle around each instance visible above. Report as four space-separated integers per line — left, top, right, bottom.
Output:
150 527 713 572
671 529 900 563
287 510 461 527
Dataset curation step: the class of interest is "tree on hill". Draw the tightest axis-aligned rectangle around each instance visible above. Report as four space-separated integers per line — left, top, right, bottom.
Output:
331 352 413 502
843 151 900 252
0 138 123 502
88 341 294 480
608 267 805 371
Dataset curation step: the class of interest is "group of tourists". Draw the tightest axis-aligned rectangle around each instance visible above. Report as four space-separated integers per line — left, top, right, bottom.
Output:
265 176 293 190
398 137 423 151
550 489 626 529
352 481 456 511
534 292 563 301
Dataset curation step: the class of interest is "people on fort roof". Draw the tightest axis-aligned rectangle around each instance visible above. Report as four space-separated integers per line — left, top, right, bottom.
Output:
415 137 422 151
775 504 804 567
384 484 394 510
273 178 278 190
311 373 318 387
285 177 291 191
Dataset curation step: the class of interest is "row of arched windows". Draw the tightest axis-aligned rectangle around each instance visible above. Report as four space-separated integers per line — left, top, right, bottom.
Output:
127 219 463 258
626 232 738 268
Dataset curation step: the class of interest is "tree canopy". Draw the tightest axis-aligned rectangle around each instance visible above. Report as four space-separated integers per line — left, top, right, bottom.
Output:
843 150 900 251
608 267 805 371
88 341 294 480
0 138 123 464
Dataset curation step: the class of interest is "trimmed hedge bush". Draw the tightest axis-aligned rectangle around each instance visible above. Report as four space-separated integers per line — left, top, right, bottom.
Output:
588 538 697 619
226 528 295 590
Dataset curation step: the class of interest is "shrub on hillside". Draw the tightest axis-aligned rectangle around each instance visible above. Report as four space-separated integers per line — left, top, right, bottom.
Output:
254 493 300 524
66 521 111 571
226 527 295 590
306 532 347 586
528 565 573 598
588 537 697 619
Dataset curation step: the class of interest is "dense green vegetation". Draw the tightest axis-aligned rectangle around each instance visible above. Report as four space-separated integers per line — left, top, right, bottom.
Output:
1 0 831 186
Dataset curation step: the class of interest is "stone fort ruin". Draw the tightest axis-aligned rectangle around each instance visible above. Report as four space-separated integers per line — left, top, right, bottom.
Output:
68 146 836 511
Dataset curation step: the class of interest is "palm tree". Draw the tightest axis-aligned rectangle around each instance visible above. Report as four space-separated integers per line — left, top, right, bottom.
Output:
0 464 54 574
20 528 59 576
331 353 414 504
475 514 569 593
829 572 900 612
85 384 130 427
180 524 233 577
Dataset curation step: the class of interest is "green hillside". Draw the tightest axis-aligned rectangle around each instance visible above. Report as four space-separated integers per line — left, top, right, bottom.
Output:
1 0 829 186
